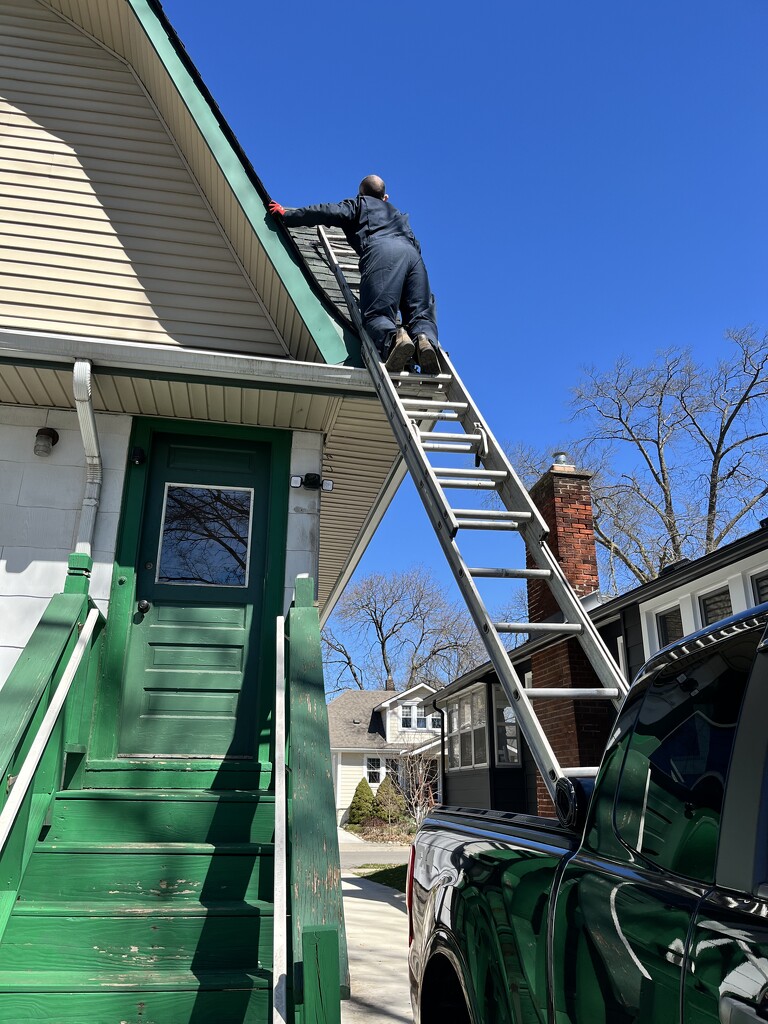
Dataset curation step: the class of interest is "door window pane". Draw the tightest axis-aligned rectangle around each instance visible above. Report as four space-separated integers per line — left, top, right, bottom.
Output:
657 606 684 647
699 588 733 627
157 484 253 587
615 629 757 883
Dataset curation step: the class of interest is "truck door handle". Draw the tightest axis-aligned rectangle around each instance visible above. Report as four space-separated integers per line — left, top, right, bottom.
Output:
720 996 763 1023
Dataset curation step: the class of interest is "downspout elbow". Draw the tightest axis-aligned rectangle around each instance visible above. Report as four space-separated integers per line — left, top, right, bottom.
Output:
72 360 102 557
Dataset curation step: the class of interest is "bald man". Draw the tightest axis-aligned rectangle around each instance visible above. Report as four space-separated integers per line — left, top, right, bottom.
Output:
269 175 439 374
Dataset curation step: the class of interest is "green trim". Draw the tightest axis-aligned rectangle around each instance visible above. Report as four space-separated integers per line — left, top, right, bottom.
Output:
64 553 93 596
287 580 349 1004
126 0 357 367
92 417 289 763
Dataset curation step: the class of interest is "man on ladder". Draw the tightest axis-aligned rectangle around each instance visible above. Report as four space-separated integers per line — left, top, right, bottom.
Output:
269 174 440 374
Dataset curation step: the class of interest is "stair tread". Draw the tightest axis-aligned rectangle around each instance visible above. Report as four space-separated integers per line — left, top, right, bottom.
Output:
0 967 271 992
58 788 273 801
35 841 274 854
13 899 273 917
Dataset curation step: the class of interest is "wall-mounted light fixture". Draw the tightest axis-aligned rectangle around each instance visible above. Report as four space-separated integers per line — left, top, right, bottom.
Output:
34 427 59 458
290 474 334 492
130 446 146 466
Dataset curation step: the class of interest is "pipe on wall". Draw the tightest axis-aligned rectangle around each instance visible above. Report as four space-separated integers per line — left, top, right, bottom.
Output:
72 359 102 556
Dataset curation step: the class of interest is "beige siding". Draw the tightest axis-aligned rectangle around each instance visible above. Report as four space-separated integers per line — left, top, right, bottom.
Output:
0 0 286 356
337 753 367 823
43 0 322 363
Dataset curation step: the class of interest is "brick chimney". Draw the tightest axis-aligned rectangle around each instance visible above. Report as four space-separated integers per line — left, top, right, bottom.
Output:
525 455 613 813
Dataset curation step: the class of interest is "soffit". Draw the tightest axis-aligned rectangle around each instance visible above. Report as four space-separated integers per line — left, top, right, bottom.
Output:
39 0 358 366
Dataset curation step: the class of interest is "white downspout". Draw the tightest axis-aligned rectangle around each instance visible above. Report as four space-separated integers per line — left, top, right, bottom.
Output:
72 359 102 556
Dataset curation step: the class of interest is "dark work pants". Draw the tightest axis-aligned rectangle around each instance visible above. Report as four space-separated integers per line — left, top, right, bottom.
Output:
359 240 439 355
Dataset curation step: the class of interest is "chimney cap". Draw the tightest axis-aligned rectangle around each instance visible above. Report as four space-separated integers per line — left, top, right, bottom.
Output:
552 451 572 466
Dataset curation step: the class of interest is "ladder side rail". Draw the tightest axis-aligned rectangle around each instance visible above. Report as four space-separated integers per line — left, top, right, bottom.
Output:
438 349 629 700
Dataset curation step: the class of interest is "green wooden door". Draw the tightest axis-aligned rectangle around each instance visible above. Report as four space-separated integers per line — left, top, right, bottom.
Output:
117 432 271 758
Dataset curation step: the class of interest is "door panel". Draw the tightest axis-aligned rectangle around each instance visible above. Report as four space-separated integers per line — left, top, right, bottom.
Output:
117 433 271 758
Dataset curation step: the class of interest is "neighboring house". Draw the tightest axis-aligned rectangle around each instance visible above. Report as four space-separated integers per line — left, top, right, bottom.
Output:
328 683 441 823
432 457 768 816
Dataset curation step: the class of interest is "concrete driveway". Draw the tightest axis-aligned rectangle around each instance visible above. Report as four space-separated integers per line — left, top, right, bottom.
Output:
341 874 412 1024
338 829 413 1023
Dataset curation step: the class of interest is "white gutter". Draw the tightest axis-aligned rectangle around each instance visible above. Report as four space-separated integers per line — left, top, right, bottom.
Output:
72 360 102 557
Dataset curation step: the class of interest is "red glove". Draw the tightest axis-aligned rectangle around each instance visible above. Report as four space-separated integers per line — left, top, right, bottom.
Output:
268 201 286 216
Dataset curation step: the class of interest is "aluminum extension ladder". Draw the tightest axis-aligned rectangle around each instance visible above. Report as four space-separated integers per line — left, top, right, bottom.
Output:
318 226 629 811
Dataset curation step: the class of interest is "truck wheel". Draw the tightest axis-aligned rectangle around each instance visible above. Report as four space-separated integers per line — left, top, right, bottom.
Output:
420 954 471 1024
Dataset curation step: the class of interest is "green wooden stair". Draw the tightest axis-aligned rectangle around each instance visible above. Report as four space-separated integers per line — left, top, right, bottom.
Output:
0 787 275 1023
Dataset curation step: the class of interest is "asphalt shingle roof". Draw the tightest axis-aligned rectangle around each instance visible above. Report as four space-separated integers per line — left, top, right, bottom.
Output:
327 689 398 751
287 225 361 328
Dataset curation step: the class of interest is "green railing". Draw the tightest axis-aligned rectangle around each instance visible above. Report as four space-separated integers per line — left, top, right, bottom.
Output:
283 577 348 1024
0 590 104 940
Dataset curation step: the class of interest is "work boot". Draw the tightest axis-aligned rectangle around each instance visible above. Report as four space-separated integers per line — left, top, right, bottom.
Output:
384 328 415 373
415 334 440 375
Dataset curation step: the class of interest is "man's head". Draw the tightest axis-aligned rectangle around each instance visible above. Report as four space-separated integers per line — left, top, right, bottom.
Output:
358 174 387 200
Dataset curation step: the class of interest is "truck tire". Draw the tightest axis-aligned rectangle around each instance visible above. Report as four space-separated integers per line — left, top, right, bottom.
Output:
420 953 472 1024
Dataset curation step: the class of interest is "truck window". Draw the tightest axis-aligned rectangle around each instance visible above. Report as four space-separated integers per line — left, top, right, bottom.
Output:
614 629 758 883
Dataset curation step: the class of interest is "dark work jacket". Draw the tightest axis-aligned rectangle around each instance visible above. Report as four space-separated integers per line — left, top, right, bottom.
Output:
281 195 421 257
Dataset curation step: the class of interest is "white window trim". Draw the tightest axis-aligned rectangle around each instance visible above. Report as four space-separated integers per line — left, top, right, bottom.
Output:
399 700 440 733
640 554 768 657
444 682 489 772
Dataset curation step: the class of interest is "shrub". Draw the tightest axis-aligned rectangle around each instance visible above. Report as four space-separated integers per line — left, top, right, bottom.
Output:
373 775 407 823
348 777 375 825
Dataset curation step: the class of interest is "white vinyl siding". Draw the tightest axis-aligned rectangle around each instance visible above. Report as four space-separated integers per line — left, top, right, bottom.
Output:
42 0 324 363
0 0 286 356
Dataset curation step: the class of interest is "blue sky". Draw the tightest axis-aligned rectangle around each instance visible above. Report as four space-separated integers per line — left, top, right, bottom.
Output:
163 0 768 598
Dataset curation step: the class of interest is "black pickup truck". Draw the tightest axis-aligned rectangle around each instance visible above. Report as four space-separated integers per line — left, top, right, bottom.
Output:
408 604 768 1024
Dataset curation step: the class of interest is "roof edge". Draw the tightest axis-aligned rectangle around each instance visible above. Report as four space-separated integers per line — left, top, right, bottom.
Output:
129 0 361 366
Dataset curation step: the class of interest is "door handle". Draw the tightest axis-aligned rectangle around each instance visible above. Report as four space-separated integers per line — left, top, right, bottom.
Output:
720 996 763 1023
137 599 151 614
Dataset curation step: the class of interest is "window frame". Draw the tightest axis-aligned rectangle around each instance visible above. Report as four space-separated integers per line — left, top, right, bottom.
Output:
366 756 382 785
443 684 489 771
698 585 733 627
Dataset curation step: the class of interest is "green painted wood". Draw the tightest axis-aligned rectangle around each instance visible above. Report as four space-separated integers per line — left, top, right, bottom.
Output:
19 848 274 904
0 980 270 1024
302 926 341 1024
0 906 273 972
94 418 289 766
286 580 349 1006
46 792 275 844
0 593 87 779
118 432 271 757
83 765 271 789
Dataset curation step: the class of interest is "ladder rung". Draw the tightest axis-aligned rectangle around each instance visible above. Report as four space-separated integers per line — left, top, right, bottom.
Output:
437 478 499 490
468 567 553 580
433 468 507 480
454 509 532 521
494 621 583 635
407 410 460 421
400 398 468 411
420 431 481 442
563 767 600 778
395 374 453 384
526 688 620 699
457 520 521 530
423 442 477 453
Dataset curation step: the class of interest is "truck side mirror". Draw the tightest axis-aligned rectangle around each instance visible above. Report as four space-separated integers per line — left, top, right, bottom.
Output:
555 776 595 832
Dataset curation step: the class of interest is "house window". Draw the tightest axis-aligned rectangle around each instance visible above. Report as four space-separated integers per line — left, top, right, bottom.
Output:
401 704 439 730
386 758 400 783
699 587 733 627
656 606 684 648
752 572 768 606
494 688 520 765
444 688 488 770
366 757 381 784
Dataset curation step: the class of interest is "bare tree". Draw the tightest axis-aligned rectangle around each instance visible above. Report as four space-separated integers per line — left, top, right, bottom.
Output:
571 328 768 589
322 567 485 695
398 747 438 828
